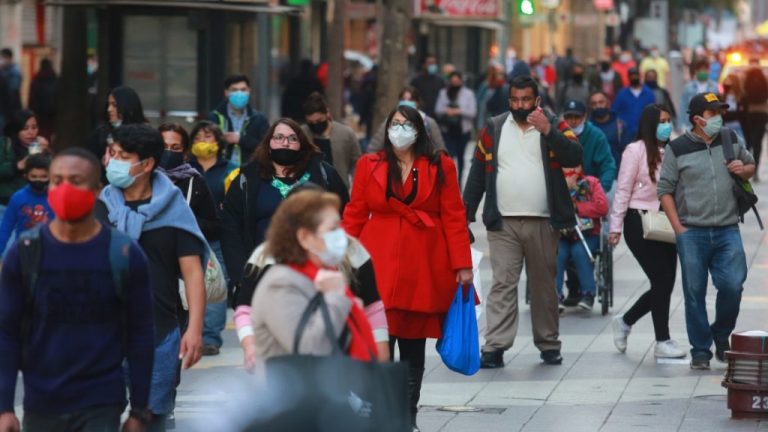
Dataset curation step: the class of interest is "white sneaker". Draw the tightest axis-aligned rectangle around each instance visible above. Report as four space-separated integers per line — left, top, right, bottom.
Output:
612 315 631 353
654 339 686 359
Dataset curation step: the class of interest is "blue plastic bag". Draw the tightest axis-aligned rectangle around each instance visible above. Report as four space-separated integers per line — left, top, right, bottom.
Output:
436 283 480 375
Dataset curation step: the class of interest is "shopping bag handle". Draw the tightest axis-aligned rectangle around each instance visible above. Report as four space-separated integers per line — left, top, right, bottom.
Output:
457 282 475 303
293 292 344 356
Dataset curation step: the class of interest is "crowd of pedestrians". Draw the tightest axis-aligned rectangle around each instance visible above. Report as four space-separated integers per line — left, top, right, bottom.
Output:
0 42 765 432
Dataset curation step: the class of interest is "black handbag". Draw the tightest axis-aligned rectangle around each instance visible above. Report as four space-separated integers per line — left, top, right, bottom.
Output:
247 293 411 432
720 129 763 230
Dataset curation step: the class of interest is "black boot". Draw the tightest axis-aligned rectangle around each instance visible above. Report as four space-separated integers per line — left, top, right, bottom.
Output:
408 367 425 432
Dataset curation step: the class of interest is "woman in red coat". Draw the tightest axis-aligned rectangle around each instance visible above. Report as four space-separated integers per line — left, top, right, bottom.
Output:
343 104 473 431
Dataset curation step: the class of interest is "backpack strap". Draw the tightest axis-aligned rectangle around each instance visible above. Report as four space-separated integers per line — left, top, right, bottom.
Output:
18 227 43 350
720 127 735 162
107 228 132 352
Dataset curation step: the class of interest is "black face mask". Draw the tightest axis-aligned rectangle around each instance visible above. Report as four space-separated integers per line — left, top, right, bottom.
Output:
630 77 641 87
510 107 536 122
29 180 48 193
572 74 584 84
270 148 303 166
600 62 611 72
645 80 658 89
159 150 185 170
592 108 611 119
308 120 328 135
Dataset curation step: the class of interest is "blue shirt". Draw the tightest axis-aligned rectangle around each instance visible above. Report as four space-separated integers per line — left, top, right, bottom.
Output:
612 86 656 141
0 223 155 414
0 185 54 255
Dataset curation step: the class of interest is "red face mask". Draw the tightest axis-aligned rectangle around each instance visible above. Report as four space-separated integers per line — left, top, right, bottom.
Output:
47 182 97 222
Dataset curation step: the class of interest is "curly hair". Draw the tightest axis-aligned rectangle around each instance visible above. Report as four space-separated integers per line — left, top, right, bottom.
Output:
264 189 341 265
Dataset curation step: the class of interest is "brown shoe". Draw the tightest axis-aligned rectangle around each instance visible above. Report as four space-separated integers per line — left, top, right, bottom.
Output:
202 344 220 356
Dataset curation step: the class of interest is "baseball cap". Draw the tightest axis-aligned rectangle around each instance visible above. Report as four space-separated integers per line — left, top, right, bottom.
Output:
687 92 729 116
563 100 587 116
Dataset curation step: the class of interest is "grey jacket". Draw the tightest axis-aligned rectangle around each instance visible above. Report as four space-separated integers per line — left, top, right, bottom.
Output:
251 265 352 361
657 129 754 227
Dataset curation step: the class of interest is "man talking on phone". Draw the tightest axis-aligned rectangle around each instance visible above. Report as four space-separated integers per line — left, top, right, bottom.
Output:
463 75 583 369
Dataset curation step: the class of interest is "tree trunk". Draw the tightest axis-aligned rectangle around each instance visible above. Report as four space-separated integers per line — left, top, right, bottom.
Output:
326 0 346 119
54 6 88 151
372 0 411 130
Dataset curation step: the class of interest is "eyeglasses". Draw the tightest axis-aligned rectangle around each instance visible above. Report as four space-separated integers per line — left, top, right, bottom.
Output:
390 120 415 129
509 96 536 105
271 134 299 144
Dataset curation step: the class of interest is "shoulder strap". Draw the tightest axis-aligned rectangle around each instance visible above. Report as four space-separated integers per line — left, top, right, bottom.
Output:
19 227 43 346
108 228 132 352
293 292 324 354
319 161 330 189
185 177 194 204
720 127 735 162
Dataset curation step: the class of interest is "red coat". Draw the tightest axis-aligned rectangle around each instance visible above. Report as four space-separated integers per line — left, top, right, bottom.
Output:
343 152 472 339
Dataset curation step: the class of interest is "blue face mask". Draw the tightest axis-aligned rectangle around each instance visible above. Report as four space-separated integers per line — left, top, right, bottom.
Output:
701 114 723 137
656 122 673 142
228 91 250 110
398 100 418 109
106 158 143 189
427 64 439 75
315 228 349 267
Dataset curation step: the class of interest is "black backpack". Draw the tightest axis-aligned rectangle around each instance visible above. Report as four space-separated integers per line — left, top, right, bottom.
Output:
18 226 132 355
720 129 763 230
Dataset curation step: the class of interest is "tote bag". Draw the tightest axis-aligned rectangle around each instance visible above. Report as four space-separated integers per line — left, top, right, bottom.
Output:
256 293 411 432
436 283 481 376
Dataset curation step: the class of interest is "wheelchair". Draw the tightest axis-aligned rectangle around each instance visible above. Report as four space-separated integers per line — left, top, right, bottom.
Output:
525 217 614 315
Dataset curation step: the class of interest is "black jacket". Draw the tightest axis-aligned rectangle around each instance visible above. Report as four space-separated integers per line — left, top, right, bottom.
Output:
174 175 221 242
207 101 270 164
463 111 583 231
221 155 350 284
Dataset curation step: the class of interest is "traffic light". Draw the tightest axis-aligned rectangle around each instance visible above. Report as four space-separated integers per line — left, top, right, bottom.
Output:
519 0 535 15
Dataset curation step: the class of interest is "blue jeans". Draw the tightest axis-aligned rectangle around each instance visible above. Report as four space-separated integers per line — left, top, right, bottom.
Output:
203 241 229 347
556 235 599 297
676 226 747 360
149 327 181 416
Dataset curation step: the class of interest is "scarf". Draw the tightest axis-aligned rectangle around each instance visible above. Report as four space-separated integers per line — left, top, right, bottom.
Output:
290 261 378 362
99 171 210 266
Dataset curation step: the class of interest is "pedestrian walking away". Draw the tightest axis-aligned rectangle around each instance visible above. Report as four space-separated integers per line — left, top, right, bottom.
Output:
609 104 686 359
95 124 208 430
463 75 582 369
658 92 755 370
435 71 477 181
343 104 473 431
0 148 155 432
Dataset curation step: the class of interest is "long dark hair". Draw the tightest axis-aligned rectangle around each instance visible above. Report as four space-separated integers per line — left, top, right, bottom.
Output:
104 86 147 127
636 104 670 183
382 105 445 186
5 110 37 156
251 118 321 181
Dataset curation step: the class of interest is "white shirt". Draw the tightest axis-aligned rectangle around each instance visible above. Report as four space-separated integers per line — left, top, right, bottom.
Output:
496 116 550 217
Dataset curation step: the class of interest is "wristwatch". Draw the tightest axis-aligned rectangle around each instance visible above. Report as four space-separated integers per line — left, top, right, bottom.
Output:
129 408 153 425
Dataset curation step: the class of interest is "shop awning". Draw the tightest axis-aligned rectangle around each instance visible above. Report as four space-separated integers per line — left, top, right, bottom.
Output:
44 0 300 14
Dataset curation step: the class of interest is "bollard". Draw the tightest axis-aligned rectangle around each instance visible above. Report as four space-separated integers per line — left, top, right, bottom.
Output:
722 331 768 419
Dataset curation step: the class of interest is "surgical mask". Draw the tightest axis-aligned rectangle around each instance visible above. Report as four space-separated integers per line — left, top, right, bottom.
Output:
696 71 709 82
572 122 585 136
314 228 348 267
110 120 122 128
388 125 417 150
427 64 438 75
191 141 219 159
47 182 96 222
228 90 250 110
159 150 185 170
398 100 418 109
701 114 723 137
620 54 631 64
106 158 143 189
592 108 610 119
651 50 660 58
656 122 673 142
308 120 328 135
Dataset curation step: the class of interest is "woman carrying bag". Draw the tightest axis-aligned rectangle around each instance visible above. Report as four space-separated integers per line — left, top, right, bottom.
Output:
343 104 473 431
608 104 685 359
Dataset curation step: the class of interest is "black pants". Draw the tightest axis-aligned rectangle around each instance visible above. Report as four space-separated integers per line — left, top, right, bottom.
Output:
390 336 426 417
443 131 470 181
742 113 767 170
622 209 678 341
23 404 124 432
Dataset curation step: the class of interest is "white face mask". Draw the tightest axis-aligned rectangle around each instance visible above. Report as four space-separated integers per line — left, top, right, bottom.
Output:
388 125 417 150
314 228 348 267
572 122 585 136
